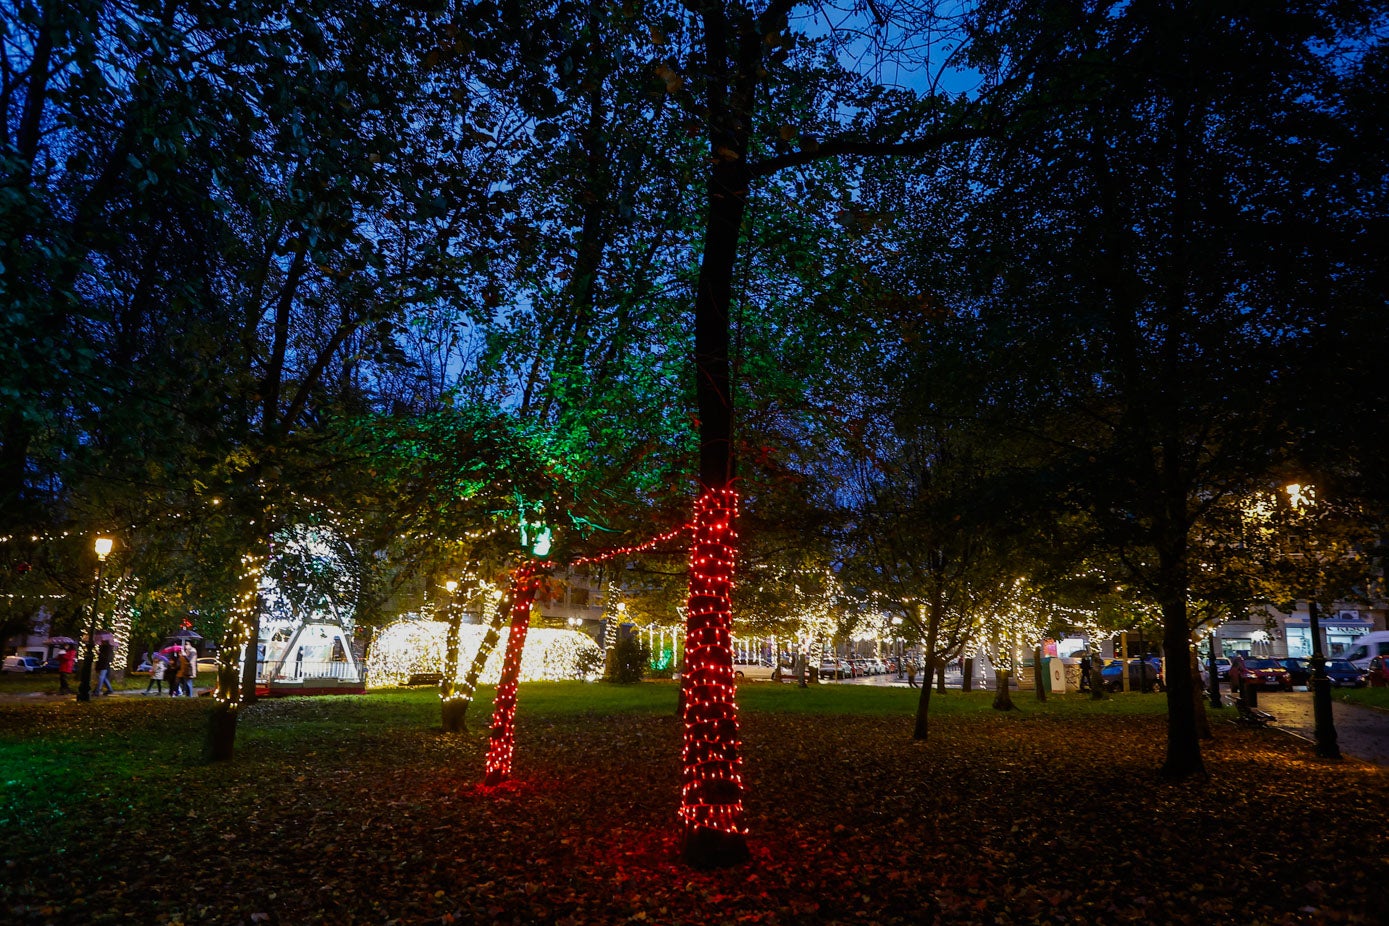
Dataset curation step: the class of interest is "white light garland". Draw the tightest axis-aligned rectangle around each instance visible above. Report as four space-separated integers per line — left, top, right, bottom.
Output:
365 619 602 687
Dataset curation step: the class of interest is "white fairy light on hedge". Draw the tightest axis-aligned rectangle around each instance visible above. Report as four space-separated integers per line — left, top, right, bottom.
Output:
365 619 602 687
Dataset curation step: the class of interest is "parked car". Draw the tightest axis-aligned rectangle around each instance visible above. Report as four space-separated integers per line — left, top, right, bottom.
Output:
1242 658 1293 691
1367 655 1389 688
819 659 851 680
1214 657 1231 679
1324 659 1369 688
1102 658 1164 693
1275 658 1312 688
3 655 42 673
733 660 777 681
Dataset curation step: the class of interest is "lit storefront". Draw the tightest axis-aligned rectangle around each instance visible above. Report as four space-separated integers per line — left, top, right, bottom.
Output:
1284 608 1376 659
1214 604 1384 659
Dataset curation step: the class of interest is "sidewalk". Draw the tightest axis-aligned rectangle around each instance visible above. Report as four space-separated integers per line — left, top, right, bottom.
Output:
0 684 210 702
831 675 1389 767
1248 691 1389 766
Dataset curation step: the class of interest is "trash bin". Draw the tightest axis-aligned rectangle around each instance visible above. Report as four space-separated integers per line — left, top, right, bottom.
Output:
1047 657 1066 693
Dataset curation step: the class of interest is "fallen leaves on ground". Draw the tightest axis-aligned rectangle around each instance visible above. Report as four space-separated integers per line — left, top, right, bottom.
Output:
2 696 1385 925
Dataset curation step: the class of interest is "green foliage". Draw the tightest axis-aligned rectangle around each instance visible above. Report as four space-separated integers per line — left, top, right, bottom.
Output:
604 634 650 684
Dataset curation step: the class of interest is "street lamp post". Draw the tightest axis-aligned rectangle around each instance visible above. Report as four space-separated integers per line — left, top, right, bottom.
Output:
1287 483 1340 760
77 535 114 703
891 617 904 679
1307 599 1340 758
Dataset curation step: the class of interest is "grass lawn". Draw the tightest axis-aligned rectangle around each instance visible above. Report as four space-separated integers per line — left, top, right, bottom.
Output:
2 681 1385 925
1334 685 1389 711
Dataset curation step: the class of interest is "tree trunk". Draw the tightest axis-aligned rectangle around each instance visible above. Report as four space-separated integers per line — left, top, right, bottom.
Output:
483 567 540 786
912 592 943 740
1158 592 1205 779
448 584 516 733
936 661 946 692
210 545 267 761
1033 645 1047 702
439 602 466 733
1206 637 1223 708
992 664 1017 711
913 653 935 740
678 17 754 858
679 487 749 866
962 656 974 692
240 619 260 705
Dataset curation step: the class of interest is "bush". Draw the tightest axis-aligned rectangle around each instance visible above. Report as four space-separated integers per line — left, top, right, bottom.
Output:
605 636 650 684
574 647 604 679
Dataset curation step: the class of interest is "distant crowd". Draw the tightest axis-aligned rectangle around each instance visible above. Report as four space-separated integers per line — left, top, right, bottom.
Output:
52 640 201 697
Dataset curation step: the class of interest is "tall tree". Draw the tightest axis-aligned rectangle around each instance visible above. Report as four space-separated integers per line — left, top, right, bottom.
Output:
960 0 1389 777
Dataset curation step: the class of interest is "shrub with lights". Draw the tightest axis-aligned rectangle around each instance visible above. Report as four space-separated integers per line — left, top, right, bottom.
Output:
365 619 602 687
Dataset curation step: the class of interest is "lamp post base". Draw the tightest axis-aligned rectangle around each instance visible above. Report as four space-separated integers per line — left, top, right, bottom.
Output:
1311 675 1341 759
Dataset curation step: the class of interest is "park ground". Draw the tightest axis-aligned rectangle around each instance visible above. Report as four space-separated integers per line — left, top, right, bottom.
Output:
2 682 1386 925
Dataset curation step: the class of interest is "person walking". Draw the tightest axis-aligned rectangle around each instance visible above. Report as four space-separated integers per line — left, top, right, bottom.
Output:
181 642 197 696
1229 654 1246 699
168 648 188 697
95 639 115 696
906 658 918 688
145 653 167 694
57 645 77 695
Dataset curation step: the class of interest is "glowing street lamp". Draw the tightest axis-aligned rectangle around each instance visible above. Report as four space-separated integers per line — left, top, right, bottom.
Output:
77 535 114 703
1286 483 1340 760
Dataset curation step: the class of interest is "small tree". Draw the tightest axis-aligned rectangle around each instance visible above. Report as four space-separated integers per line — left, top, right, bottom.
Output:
606 634 650 685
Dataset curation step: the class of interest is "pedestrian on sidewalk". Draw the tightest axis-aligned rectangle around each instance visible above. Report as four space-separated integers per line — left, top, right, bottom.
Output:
906 659 918 688
168 648 189 696
58 645 76 694
145 653 167 694
181 642 197 696
95 640 115 696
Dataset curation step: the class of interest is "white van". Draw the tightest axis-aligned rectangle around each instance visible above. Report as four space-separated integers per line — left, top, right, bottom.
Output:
1342 631 1389 670
3 655 40 673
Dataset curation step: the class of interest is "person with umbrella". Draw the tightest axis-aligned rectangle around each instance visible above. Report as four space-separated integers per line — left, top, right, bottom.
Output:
144 651 169 695
166 645 189 697
57 645 77 695
95 634 115 696
180 641 197 696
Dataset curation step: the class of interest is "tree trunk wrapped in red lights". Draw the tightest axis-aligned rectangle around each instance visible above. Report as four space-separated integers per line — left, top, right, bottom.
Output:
482 565 540 786
678 486 749 863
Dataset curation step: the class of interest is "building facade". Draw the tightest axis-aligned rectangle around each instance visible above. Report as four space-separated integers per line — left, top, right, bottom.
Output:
1213 601 1386 659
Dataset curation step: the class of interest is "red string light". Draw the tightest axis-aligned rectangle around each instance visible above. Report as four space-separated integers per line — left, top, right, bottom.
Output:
571 523 691 568
678 487 747 843
482 564 541 787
